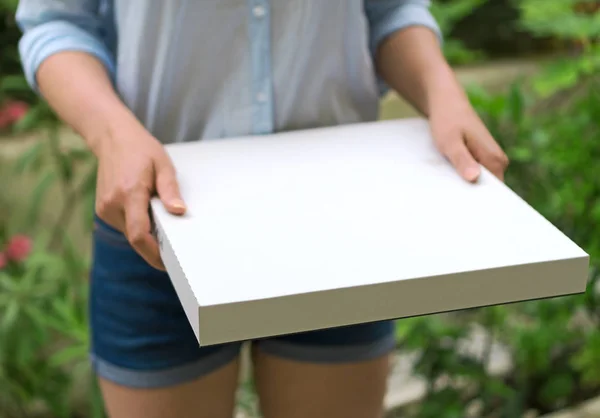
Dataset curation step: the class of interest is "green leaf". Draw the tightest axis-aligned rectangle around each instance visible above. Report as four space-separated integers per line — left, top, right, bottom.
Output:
80 165 98 193
49 344 88 368
539 373 574 407
1 302 20 331
530 129 550 147
395 317 421 342
57 153 74 181
0 0 18 12
0 75 30 92
26 171 57 225
579 50 600 75
516 0 600 39
90 376 107 418
510 147 533 162
485 378 515 399
50 298 79 326
82 191 97 231
591 201 600 222
533 61 581 97
13 141 45 175
25 250 63 272
508 82 525 125
11 104 47 134
80 167 99 230
61 234 85 275
0 272 19 293
23 306 50 339
571 332 600 386
67 148 93 162
430 0 488 34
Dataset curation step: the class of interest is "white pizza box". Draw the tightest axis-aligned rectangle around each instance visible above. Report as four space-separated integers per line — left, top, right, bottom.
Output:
150 118 589 347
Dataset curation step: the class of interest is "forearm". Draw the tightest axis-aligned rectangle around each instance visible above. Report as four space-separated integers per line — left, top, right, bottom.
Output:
375 26 467 117
37 51 143 156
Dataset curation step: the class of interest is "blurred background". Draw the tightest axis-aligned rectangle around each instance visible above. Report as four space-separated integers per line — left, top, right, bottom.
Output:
0 0 599 417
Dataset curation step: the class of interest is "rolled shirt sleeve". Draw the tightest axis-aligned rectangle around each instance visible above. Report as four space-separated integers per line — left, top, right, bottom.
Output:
16 0 116 92
364 0 443 95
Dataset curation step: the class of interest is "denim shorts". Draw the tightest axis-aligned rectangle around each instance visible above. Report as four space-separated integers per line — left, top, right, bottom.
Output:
89 215 396 389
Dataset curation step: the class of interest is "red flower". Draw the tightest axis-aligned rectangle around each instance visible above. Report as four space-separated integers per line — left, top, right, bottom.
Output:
7 101 29 120
0 101 29 129
6 235 32 262
0 252 6 270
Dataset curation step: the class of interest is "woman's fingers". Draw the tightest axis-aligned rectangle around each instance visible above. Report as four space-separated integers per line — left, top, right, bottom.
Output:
124 188 165 270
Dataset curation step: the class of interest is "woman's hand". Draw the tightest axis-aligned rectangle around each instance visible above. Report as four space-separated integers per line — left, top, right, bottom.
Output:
95 122 186 270
428 94 509 183
373 26 509 182
32 51 186 270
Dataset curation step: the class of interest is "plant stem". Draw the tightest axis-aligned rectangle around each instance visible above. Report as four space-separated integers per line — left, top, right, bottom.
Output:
48 189 77 250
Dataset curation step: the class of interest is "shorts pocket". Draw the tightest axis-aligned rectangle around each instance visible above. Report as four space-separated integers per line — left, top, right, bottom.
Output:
90 214 161 277
93 215 131 248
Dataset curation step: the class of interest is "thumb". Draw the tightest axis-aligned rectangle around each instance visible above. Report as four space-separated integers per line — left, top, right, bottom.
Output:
154 156 187 215
441 139 481 183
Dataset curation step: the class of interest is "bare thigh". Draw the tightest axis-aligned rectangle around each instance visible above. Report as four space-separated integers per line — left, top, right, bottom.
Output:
252 348 391 418
99 357 240 418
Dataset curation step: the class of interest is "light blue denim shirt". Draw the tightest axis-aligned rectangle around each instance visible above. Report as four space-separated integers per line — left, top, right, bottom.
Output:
16 0 441 143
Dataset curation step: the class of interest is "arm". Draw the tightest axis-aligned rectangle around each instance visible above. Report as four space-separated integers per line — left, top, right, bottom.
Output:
17 0 127 155
365 0 509 182
375 26 453 119
16 0 185 269
35 52 132 156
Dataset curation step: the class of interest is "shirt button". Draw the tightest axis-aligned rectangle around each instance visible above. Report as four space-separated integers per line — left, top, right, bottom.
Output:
253 6 266 17
256 92 267 103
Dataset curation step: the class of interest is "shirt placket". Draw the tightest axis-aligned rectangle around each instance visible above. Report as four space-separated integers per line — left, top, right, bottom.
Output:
248 0 274 135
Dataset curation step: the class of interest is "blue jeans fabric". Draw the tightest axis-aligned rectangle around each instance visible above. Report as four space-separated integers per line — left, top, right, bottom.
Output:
89 215 396 388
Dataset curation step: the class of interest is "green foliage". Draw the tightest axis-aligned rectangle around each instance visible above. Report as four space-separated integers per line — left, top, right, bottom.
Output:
395 23 600 418
430 0 489 65
391 4 600 417
516 0 600 39
0 122 101 417
13 124 98 233
0 239 90 418
516 0 600 97
0 0 22 77
0 0 58 130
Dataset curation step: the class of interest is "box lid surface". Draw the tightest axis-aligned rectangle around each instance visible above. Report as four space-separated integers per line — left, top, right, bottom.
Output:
151 118 588 345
